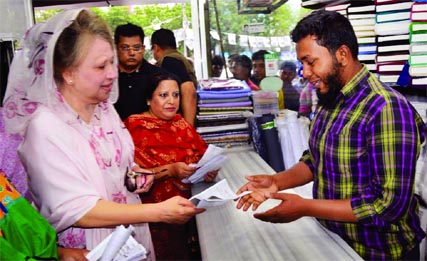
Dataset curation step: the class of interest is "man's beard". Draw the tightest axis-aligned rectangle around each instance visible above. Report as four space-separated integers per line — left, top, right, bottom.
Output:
316 61 343 109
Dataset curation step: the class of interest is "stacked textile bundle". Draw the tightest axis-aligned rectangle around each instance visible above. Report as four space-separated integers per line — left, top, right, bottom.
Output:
302 0 341 9
409 1 427 89
248 114 285 172
374 0 413 85
196 79 253 148
346 1 378 72
324 1 351 16
301 0 350 9
275 110 310 171
252 91 279 116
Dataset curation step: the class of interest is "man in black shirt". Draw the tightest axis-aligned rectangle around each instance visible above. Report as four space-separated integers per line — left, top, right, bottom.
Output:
114 23 164 120
151 28 197 126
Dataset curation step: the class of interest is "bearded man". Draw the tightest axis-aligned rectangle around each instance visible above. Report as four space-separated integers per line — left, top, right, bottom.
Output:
236 10 426 261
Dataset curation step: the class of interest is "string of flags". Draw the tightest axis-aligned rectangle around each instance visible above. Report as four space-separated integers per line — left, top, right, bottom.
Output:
212 30 293 48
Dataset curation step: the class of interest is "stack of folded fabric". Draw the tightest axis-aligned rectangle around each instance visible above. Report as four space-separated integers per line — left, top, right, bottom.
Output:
375 0 413 85
324 1 351 16
301 0 340 9
347 0 378 72
196 79 253 148
408 0 427 89
252 90 279 117
301 0 356 9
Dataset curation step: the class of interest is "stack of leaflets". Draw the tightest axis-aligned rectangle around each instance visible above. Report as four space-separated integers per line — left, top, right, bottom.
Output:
86 225 147 261
190 179 252 208
182 144 228 184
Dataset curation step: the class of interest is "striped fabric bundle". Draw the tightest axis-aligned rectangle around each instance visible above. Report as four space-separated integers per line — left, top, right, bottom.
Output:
408 1 427 89
196 79 254 148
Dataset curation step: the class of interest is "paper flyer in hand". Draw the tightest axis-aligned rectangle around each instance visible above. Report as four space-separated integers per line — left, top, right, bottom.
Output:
182 144 228 184
190 179 252 208
86 225 147 261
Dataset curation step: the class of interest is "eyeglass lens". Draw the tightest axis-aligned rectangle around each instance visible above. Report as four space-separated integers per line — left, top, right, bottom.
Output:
120 45 143 52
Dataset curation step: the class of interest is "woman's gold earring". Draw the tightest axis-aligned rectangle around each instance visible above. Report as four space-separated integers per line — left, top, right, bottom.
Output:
147 101 150 106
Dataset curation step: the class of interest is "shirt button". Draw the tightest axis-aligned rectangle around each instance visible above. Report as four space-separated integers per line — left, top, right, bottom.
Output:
129 85 132 88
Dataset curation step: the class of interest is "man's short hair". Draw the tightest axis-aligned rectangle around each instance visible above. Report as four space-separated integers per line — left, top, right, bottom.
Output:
151 28 177 49
212 55 224 66
234 55 252 71
251 50 270 62
290 10 358 60
114 23 145 44
280 60 297 72
227 54 238 63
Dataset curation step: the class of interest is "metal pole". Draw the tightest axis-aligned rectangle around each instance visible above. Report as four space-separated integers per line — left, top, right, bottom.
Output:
212 0 228 78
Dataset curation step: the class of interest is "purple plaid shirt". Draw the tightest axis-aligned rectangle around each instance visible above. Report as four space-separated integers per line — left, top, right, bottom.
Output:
301 65 426 260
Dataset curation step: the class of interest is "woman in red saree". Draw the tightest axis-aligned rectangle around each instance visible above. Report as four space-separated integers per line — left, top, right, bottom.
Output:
125 72 216 260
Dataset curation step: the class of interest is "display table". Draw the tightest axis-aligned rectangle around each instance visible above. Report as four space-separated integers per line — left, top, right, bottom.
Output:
192 147 362 260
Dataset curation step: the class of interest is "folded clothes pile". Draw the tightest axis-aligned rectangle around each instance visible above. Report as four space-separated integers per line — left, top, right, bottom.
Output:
196 79 253 148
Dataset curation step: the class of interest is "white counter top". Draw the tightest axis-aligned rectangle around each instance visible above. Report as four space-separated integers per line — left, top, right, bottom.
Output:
192 148 362 261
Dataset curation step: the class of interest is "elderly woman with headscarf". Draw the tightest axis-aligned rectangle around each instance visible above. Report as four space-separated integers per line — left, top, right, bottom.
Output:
2 9 203 258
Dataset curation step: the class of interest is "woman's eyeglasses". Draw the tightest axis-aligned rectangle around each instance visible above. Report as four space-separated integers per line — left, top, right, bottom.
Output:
124 167 167 192
119 45 143 53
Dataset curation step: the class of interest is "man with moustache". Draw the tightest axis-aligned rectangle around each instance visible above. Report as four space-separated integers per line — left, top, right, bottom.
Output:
114 23 164 120
250 49 269 86
236 10 425 260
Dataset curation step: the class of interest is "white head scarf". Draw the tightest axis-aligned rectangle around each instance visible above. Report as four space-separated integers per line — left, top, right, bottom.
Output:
1 9 154 255
2 8 118 135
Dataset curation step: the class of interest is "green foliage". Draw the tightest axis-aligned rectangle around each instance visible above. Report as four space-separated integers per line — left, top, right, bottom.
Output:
34 1 309 59
35 4 191 38
34 9 62 23
35 4 192 59
91 4 191 38
209 0 310 55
